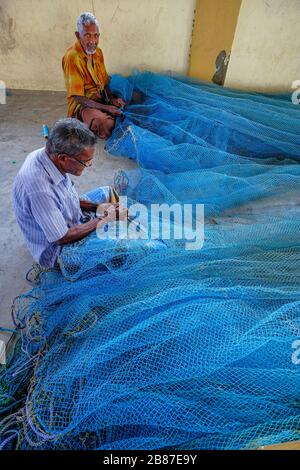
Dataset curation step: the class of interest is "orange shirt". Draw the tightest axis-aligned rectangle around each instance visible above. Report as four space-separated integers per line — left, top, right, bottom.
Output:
62 40 110 117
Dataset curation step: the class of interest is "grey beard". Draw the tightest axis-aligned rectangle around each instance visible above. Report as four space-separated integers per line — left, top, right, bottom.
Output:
85 48 96 55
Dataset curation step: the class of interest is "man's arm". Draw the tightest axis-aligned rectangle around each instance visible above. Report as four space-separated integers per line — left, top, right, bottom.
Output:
79 201 121 213
57 205 128 245
80 199 97 212
30 190 128 247
74 95 122 117
57 217 103 245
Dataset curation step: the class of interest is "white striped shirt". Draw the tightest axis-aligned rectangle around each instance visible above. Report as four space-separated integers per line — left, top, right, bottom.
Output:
12 148 82 267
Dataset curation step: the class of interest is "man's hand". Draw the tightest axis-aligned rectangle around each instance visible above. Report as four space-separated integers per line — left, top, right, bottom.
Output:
110 97 126 109
97 203 128 222
96 202 119 216
105 205 128 222
105 105 123 117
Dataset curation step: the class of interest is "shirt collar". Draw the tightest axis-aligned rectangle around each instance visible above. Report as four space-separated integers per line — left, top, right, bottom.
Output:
74 40 101 60
39 148 66 186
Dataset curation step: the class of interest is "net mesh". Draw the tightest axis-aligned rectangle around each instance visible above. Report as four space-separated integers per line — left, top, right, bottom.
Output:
1 71 300 450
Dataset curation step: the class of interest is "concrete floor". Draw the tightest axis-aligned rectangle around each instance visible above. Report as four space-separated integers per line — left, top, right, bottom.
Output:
0 90 136 345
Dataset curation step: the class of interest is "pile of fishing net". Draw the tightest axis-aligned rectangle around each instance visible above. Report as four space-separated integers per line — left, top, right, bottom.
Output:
1 72 300 450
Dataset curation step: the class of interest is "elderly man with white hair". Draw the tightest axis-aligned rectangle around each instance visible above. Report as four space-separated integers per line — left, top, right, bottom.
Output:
62 12 125 139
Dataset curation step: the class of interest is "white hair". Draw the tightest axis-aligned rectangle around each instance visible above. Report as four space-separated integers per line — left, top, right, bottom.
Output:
76 12 99 34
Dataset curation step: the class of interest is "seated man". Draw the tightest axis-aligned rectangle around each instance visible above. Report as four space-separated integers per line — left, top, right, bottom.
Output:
12 118 127 268
62 12 125 139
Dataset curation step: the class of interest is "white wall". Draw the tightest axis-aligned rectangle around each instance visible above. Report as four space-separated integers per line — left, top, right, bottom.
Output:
225 0 300 91
0 0 195 91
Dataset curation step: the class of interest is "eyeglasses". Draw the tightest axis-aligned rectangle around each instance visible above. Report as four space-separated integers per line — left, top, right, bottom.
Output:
65 155 93 168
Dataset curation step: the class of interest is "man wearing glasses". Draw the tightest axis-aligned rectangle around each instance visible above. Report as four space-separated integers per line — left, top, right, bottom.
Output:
12 118 127 268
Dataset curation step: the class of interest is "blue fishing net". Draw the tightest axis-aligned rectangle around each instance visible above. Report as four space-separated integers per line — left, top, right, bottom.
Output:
1 72 300 450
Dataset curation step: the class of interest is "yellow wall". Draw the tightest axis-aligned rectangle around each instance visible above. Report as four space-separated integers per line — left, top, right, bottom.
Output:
225 0 300 91
189 0 241 82
0 0 195 91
